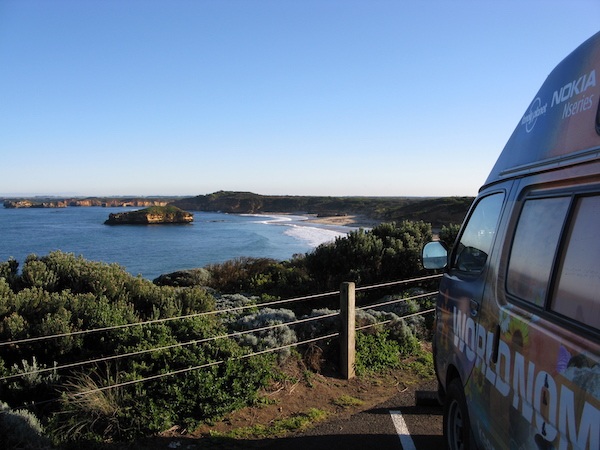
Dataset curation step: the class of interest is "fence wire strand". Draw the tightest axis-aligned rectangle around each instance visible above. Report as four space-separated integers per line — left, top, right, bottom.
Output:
74 332 341 397
75 305 434 397
0 311 340 382
0 274 441 349
355 274 441 292
356 290 437 312
1 275 439 400
355 308 435 331
0 290 340 348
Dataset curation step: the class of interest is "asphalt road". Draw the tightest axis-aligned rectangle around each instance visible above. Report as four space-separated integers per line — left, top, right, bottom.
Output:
272 378 445 450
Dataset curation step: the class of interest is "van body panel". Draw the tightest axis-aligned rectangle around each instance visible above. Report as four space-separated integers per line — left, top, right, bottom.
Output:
431 31 600 450
434 187 511 387
485 32 600 187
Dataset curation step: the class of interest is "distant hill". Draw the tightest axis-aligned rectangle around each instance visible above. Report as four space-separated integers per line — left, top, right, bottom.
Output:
171 191 473 228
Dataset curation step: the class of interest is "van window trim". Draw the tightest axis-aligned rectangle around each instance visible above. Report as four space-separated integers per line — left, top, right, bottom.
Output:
505 190 573 309
504 186 600 337
550 191 600 336
448 190 506 278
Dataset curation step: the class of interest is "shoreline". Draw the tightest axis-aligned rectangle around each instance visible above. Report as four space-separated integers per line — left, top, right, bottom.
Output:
271 212 380 229
306 214 379 228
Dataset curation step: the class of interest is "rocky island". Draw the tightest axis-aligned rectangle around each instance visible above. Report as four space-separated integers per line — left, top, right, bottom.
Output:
104 206 194 225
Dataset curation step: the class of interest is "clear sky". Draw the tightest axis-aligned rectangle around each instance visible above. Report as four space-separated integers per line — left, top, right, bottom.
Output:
1 1 599 198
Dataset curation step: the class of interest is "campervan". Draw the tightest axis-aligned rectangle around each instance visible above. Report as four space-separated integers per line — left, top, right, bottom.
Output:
422 31 600 450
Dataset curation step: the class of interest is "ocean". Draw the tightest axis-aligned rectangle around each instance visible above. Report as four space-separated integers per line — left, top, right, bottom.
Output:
0 207 352 280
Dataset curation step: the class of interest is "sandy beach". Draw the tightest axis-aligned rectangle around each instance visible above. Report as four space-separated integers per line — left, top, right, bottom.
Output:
304 214 379 228
251 212 380 229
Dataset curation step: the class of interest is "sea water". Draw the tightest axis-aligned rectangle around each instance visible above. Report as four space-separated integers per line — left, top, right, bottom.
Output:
0 207 351 280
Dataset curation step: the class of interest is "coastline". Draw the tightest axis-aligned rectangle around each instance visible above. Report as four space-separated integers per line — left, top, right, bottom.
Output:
304 214 379 228
1 208 358 280
253 211 381 228
252 212 379 229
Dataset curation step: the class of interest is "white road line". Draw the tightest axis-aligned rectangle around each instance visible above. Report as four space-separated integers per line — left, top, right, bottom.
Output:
390 410 417 450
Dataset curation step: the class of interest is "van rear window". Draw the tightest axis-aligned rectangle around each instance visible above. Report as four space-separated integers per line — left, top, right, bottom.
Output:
507 193 600 331
506 197 570 306
552 195 600 330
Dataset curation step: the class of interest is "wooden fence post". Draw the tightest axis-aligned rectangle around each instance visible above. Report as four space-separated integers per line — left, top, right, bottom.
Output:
340 281 356 380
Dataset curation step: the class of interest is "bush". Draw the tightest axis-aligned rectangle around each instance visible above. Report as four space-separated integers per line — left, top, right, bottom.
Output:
3 357 60 407
439 223 461 249
0 251 277 445
0 401 49 449
304 221 432 291
0 217 441 445
153 268 211 287
231 308 298 361
355 330 402 375
205 257 277 294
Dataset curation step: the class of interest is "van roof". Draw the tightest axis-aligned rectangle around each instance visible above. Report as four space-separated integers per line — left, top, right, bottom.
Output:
484 31 600 188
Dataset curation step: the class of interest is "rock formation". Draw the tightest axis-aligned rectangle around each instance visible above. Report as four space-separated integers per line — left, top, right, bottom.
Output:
3 197 174 208
104 206 193 225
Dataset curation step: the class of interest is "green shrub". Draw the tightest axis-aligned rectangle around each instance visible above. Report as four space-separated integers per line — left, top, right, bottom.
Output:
0 221 440 445
0 401 49 449
389 319 421 356
355 330 401 375
0 251 277 445
153 268 212 287
304 221 432 291
0 259 19 289
232 308 297 361
439 223 461 248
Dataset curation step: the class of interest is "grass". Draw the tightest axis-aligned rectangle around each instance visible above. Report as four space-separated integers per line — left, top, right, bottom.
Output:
332 395 364 409
208 408 328 440
145 205 186 214
400 348 435 378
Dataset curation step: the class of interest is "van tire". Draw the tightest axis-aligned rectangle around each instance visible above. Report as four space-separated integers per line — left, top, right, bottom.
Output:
443 378 472 450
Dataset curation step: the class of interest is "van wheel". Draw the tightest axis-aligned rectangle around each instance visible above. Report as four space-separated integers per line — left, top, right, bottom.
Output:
444 378 471 450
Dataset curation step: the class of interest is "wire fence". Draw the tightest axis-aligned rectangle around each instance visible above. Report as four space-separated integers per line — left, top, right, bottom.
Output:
0 274 441 399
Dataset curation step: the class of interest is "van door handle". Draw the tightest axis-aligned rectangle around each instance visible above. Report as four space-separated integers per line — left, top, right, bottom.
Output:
491 324 500 364
469 299 480 317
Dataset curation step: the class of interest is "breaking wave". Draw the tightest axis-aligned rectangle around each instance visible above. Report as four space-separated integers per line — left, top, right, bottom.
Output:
243 214 350 247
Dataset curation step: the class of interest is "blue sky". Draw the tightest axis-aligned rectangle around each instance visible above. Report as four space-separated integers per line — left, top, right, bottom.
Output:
1 1 599 198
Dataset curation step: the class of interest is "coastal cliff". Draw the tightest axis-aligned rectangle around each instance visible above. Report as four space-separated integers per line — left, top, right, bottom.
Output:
3 199 69 208
171 191 473 228
3 197 177 209
104 206 193 225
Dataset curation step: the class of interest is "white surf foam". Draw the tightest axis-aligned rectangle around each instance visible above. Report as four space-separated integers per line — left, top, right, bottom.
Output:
242 213 350 247
242 214 304 225
283 223 346 247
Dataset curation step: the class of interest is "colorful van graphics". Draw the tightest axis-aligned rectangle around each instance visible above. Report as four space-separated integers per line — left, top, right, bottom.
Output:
423 31 600 450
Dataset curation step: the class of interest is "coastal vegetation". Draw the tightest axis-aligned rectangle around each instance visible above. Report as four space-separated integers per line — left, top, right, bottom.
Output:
0 219 460 447
0 252 273 445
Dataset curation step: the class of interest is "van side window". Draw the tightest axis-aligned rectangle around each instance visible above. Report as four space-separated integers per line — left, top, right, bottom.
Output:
452 193 504 273
552 195 600 329
506 197 570 306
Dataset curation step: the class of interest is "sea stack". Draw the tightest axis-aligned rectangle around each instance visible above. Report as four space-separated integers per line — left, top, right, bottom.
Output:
104 205 194 225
